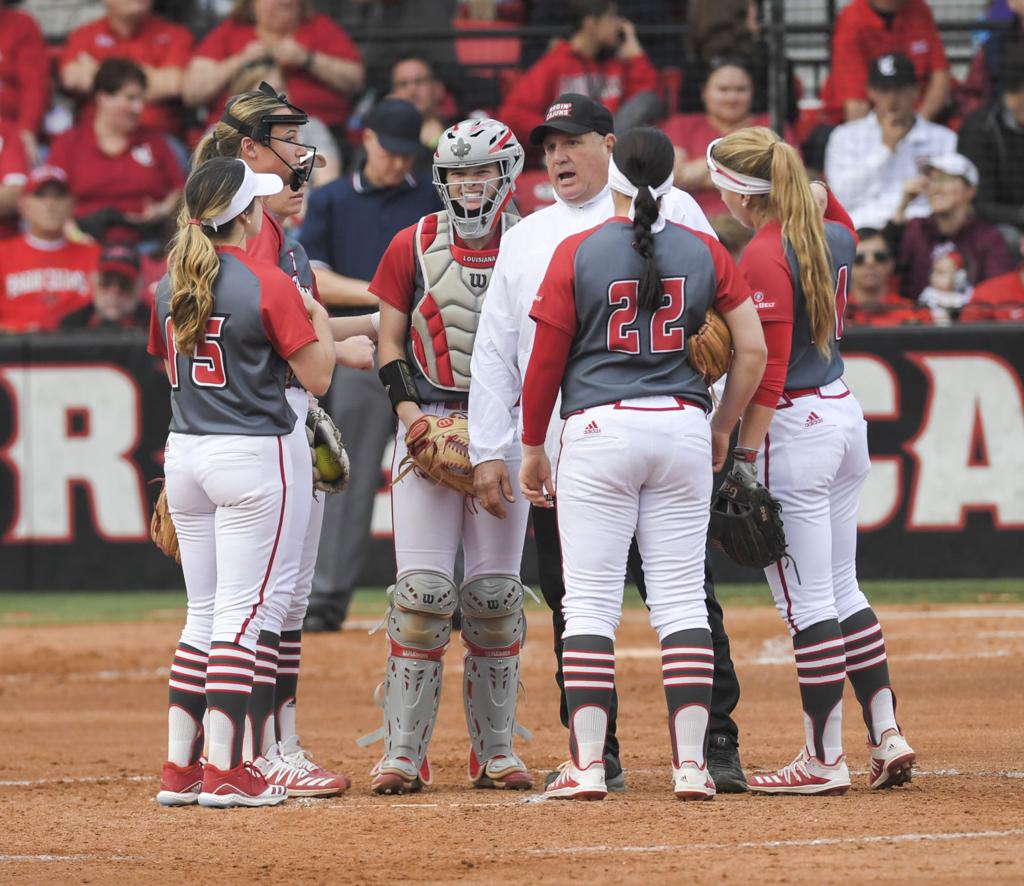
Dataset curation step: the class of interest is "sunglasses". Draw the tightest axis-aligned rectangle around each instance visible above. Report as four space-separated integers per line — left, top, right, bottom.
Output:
854 250 892 265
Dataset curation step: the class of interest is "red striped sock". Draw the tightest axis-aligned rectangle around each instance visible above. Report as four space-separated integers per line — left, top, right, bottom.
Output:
206 641 256 770
167 643 207 766
841 608 898 743
793 620 847 764
563 635 615 769
661 630 713 767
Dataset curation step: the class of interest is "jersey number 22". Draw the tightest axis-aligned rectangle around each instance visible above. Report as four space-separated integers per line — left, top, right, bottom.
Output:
607 277 686 354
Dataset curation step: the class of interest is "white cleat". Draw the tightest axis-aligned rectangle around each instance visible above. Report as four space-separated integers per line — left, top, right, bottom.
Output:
672 761 716 801
748 747 851 796
868 728 916 789
544 760 607 801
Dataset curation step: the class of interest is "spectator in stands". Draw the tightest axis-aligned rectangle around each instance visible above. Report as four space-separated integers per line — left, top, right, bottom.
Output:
19 1 105 42
888 153 1015 304
961 234 1024 322
960 0 1024 116
60 242 149 331
825 53 956 230
0 121 30 240
959 44 1024 243
299 97 441 633
0 168 100 333
59 0 193 138
847 227 931 326
498 0 660 147
662 57 792 222
390 56 452 156
821 0 950 124
185 0 365 138
48 59 184 244
0 1 51 159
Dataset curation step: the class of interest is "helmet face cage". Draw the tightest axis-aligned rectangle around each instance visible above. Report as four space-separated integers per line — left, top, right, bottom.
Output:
432 119 524 239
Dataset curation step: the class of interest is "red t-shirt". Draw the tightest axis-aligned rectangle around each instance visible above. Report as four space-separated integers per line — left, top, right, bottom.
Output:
846 290 932 327
498 41 659 145
0 9 50 136
821 0 948 121
195 15 362 128
48 123 184 219
0 235 101 332
961 270 1024 323
0 122 30 241
60 15 194 135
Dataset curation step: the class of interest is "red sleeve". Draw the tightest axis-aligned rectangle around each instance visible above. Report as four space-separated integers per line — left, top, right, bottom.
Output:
828 9 868 105
0 127 29 184
260 268 318 358
920 3 949 70
59 23 91 69
521 321 573 447
368 225 418 313
146 303 167 357
529 233 583 335
689 230 752 313
624 53 659 96
11 13 49 133
309 16 362 62
824 187 857 237
739 233 795 407
194 21 235 61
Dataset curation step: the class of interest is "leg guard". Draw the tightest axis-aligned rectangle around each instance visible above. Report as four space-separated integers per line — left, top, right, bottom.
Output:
461 575 530 788
375 571 458 788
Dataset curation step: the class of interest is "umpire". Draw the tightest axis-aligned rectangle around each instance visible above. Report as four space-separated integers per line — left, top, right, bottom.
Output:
469 94 747 792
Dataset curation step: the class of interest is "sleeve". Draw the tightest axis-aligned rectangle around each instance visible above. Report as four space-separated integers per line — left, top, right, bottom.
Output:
828 11 868 105
0 129 29 185
663 189 717 238
624 53 659 97
922 6 949 71
146 304 167 357
298 186 333 267
468 248 527 464
528 235 582 336
161 24 194 69
310 16 362 63
738 236 795 407
194 22 233 61
260 270 318 358
823 187 857 237
521 321 573 447
693 232 752 313
961 116 1024 227
497 53 557 144
367 225 418 313
13 15 50 134
59 24 89 69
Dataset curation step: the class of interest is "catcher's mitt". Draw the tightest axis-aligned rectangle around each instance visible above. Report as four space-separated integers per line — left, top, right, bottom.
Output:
306 401 350 493
709 452 788 569
150 484 180 563
688 308 732 385
396 413 475 497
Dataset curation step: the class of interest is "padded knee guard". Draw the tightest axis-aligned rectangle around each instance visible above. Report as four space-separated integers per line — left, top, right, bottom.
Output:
379 571 458 776
460 575 527 767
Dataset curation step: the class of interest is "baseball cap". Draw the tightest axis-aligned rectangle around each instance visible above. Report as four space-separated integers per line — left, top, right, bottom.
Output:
364 98 426 155
26 165 70 195
98 243 140 282
529 93 615 145
868 53 917 90
921 153 979 187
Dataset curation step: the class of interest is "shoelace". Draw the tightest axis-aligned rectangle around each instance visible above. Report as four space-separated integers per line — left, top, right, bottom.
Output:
261 753 309 782
773 751 812 784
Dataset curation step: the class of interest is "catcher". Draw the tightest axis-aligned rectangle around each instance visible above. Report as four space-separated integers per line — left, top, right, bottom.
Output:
364 118 533 794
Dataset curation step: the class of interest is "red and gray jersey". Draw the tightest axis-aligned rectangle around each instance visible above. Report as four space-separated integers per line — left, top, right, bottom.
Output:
147 245 318 436
530 218 751 416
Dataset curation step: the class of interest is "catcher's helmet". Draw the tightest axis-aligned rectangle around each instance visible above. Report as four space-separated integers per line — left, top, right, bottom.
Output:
432 118 524 239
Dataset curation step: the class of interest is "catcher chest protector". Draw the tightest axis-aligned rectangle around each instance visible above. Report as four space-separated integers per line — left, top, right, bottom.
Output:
460 576 527 767
406 211 518 398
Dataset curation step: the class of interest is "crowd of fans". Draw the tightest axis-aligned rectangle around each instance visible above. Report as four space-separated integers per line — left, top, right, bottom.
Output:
1 0 1023 335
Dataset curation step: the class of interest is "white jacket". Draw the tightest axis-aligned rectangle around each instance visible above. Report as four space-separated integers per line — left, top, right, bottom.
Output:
469 184 715 466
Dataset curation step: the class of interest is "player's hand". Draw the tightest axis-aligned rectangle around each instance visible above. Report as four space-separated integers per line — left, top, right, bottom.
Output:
711 426 731 472
519 445 554 508
396 401 425 433
474 459 515 519
335 335 375 370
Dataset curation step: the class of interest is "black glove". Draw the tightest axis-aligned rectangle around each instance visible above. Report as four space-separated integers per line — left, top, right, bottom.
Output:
709 448 789 568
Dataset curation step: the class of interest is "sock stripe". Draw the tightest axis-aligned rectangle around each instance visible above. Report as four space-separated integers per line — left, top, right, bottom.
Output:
168 679 207 695
255 645 280 659
563 650 615 662
252 675 277 685
661 646 715 657
794 636 847 657
205 682 254 694
663 675 714 686
843 622 881 645
208 647 256 664
797 653 847 670
173 649 209 665
564 679 615 689
170 663 207 680
798 671 847 684
661 661 714 672
563 664 615 675
845 636 886 658
847 651 888 672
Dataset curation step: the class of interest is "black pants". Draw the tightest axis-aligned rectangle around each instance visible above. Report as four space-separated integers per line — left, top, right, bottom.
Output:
531 504 741 762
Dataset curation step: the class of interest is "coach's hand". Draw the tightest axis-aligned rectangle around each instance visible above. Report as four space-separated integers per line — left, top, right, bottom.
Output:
519 446 554 509
474 459 515 519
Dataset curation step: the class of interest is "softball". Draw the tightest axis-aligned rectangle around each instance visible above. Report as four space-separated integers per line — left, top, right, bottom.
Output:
314 443 343 482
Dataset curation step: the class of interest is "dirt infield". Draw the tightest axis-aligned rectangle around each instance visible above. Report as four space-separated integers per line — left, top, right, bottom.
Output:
2 602 1023 884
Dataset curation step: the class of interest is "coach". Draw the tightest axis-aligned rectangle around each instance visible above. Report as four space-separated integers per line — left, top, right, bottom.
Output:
469 94 748 792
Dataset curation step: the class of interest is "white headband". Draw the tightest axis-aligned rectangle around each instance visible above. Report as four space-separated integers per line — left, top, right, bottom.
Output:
608 156 673 233
706 138 772 195
204 159 284 231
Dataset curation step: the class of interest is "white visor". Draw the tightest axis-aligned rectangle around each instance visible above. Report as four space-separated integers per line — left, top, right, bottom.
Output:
706 138 772 195
205 159 284 231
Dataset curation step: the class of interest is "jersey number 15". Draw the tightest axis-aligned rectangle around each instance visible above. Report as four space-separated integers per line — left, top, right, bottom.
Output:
607 277 686 355
165 316 229 390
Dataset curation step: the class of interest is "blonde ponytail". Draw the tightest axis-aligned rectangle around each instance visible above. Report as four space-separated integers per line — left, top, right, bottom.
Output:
193 89 292 166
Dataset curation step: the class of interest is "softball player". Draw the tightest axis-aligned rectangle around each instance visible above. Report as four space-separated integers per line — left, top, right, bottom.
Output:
150 157 336 808
194 83 374 797
364 118 532 795
519 128 767 801
709 127 916 794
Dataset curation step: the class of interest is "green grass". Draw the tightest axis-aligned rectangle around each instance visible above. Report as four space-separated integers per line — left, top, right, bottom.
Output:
1 580 1022 627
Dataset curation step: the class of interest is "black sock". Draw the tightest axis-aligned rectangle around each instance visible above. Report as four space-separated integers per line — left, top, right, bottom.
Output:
661 629 714 767
275 629 302 742
841 608 898 743
793 620 846 763
206 641 255 770
167 643 208 766
248 630 280 758
562 635 615 769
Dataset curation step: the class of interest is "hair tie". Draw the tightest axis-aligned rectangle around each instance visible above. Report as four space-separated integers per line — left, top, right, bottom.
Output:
187 218 202 226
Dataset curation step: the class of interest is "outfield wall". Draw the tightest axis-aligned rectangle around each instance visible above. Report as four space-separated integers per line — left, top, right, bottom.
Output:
0 327 1021 590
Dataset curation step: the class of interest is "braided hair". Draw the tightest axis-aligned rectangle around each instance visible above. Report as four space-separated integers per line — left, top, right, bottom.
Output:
611 128 675 311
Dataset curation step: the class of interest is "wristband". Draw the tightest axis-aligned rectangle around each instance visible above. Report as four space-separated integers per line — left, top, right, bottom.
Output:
369 311 380 334
732 446 758 463
378 359 421 413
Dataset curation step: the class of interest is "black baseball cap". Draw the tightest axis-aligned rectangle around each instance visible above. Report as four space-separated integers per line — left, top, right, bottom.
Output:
364 97 426 155
529 93 615 145
868 53 917 90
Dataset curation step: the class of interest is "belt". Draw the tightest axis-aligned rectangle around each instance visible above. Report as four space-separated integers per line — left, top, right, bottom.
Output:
778 380 850 409
439 399 468 410
784 387 820 399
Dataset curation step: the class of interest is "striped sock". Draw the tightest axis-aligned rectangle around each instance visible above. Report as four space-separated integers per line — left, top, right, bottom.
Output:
275 630 302 743
841 608 898 743
206 641 256 771
562 636 615 769
167 643 208 766
661 629 714 768
793 620 847 764
247 630 280 758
